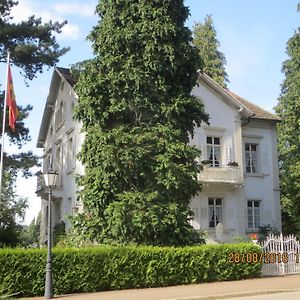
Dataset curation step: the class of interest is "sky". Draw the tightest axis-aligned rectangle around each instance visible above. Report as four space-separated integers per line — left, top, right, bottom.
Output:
1 0 299 225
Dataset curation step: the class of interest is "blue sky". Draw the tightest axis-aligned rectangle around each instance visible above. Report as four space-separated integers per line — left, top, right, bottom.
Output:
1 0 298 224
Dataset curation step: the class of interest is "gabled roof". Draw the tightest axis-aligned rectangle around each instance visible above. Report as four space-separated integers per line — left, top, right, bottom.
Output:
198 73 280 122
228 91 281 121
56 67 76 87
36 66 75 148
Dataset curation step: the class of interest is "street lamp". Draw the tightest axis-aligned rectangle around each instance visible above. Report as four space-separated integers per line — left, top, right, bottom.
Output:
44 168 58 299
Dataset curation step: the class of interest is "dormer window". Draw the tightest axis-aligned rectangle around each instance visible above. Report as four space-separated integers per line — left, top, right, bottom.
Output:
207 136 221 167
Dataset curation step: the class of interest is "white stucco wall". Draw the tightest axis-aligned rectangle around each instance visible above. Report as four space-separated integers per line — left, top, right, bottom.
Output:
242 121 281 231
189 80 281 242
39 75 84 241
38 71 281 243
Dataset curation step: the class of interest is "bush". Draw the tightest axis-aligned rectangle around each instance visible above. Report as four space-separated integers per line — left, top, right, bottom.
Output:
0 243 262 297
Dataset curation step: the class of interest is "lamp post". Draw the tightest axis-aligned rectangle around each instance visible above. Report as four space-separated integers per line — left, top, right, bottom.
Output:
44 169 58 299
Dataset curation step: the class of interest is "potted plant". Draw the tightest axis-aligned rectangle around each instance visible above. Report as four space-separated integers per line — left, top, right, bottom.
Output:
201 160 211 166
227 161 238 167
248 232 259 244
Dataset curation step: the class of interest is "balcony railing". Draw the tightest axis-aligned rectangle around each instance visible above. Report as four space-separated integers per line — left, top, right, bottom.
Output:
198 165 243 185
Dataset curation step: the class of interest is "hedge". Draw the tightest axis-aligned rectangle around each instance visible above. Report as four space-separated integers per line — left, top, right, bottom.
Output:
0 243 262 297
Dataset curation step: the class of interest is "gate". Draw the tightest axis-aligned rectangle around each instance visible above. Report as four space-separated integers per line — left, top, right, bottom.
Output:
260 234 300 276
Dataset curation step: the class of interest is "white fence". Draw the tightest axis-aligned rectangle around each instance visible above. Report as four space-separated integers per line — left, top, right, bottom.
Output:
260 234 300 276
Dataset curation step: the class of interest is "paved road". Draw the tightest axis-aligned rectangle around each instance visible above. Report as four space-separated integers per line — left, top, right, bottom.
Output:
233 290 300 300
21 274 300 300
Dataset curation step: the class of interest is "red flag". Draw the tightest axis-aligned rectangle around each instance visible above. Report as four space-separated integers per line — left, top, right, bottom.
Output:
6 65 18 131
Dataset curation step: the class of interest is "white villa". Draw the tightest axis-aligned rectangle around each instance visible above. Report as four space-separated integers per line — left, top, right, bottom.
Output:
36 67 281 243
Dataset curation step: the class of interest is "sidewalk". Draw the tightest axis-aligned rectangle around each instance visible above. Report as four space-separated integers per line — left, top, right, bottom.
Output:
21 275 300 300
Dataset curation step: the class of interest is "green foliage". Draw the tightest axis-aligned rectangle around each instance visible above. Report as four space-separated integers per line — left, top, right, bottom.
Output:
0 0 69 81
275 9 300 235
0 243 261 297
53 221 66 246
193 15 229 88
19 214 41 247
0 172 27 247
74 0 209 245
0 0 67 246
256 225 280 243
231 235 252 243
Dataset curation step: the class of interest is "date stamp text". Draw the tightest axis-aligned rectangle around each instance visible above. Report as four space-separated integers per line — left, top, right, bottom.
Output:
228 252 300 264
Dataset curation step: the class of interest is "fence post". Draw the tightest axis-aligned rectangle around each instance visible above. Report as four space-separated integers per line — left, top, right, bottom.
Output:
280 233 285 275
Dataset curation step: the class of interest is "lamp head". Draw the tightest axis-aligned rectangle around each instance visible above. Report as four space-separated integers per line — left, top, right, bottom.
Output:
44 169 58 187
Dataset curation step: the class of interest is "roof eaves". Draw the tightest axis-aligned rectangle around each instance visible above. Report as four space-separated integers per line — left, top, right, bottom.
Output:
198 73 253 118
36 69 61 148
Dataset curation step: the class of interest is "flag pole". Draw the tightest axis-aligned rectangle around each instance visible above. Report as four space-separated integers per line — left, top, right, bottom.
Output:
0 52 10 204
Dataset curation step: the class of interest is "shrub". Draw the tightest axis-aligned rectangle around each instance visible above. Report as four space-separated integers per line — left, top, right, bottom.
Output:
0 243 262 297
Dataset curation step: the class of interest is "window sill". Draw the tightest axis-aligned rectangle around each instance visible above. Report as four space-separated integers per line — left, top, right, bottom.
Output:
246 229 259 233
244 173 266 178
66 167 75 175
55 120 65 132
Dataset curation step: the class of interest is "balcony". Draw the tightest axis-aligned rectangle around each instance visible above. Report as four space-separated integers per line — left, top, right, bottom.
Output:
198 165 243 185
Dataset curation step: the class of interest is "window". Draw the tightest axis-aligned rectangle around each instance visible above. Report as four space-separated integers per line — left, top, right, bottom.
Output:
245 143 258 173
67 136 75 171
207 136 221 167
247 200 260 229
55 147 61 170
55 146 62 186
46 154 53 170
208 198 223 228
55 101 64 129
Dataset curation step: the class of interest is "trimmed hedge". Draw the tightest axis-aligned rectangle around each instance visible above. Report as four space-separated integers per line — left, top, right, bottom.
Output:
0 243 262 297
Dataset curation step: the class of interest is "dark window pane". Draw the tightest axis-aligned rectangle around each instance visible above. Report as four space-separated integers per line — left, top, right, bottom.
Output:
254 201 260 207
216 198 222 205
207 136 212 144
247 201 252 207
209 220 215 227
208 198 214 205
245 143 249 151
214 137 220 144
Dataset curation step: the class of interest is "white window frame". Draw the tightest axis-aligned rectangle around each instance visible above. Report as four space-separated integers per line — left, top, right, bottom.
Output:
245 143 259 174
55 100 64 130
208 197 223 228
207 136 221 167
247 200 260 229
67 134 76 172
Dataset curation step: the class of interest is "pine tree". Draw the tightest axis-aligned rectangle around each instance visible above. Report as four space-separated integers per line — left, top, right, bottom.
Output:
193 15 229 88
0 0 69 80
275 6 300 235
74 0 208 246
0 1 68 246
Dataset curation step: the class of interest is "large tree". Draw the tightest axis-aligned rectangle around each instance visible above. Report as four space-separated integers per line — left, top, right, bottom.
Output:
0 0 68 246
193 15 228 88
73 0 208 246
275 6 300 235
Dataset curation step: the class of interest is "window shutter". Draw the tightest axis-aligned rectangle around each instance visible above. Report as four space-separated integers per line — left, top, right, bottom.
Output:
261 142 270 174
225 137 233 164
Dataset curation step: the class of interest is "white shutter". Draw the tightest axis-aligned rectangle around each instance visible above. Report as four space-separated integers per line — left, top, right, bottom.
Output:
225 137 233 164
261 142 270 174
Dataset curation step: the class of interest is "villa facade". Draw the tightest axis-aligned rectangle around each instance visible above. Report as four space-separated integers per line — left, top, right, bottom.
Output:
36 67 281 243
